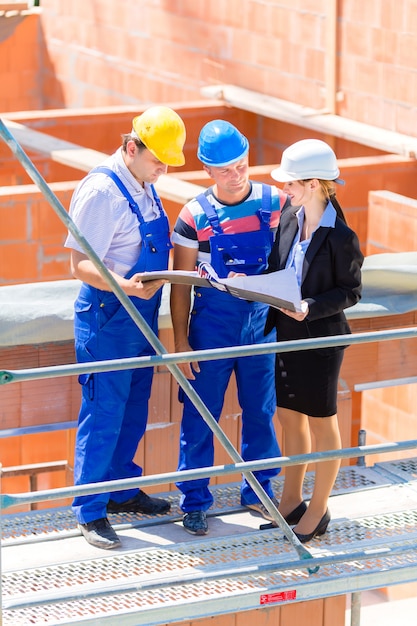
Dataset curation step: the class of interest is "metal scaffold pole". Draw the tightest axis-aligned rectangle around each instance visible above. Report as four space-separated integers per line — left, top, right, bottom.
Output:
350 591 362 626
0 119 316 567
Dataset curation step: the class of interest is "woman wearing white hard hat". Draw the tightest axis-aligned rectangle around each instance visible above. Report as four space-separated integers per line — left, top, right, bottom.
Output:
264 139 363 542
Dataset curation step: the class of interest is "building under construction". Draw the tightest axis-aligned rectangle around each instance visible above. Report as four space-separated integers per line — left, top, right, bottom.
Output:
1 2 417 625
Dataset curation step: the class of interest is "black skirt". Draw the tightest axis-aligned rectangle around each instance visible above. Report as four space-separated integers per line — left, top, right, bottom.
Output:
275 348 344 417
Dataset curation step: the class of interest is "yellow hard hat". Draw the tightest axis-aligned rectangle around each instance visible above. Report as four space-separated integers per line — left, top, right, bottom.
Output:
132 106 186 167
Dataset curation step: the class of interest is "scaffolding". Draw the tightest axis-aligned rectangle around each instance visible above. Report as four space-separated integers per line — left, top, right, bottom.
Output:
1 118 417 626
2 443 417 625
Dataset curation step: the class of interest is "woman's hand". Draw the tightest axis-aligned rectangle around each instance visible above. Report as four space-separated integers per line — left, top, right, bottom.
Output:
279 301 309 321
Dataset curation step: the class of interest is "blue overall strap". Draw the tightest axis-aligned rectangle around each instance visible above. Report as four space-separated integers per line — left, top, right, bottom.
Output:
149 184 165 217
257 183 272 231
196 191 224 235
93 166 165 223
197 184 272 235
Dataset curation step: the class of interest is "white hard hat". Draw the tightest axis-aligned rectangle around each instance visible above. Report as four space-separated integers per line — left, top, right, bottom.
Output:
271 139 344 184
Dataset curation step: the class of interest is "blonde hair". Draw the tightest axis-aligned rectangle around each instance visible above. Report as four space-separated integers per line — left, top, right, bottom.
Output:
318 179 336 199
301 179 347 224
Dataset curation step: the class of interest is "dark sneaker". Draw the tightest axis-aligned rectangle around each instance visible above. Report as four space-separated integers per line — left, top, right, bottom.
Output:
244 497 280 522
183 510 209 535
107 490 171 515
78 517 121 549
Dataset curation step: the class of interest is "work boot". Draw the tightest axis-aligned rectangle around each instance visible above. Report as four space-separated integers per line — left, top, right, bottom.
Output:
107 490 171 515
78 517 121 549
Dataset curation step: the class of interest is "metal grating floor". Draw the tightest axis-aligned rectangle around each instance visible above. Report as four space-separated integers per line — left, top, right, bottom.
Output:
374 456 417 483
1 463 391 545
2 460 417 625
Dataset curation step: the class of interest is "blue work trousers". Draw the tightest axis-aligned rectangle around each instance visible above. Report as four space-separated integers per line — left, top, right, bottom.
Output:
72 284 160 524
176 287 281 512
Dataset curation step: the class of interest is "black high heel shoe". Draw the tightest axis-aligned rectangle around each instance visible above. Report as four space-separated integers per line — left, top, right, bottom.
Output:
285 500 308 525
293 508 330 544
259 500 307 530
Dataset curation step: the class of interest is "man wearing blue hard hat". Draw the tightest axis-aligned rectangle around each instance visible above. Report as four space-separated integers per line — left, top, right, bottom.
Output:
171 120 291 535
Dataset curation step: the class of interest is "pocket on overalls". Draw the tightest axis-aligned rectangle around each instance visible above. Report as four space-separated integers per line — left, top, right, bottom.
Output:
74 299 93 343
78 373 94 400
210 230 272 277
234 243 269 274
142 231 172 271
97 292 122 330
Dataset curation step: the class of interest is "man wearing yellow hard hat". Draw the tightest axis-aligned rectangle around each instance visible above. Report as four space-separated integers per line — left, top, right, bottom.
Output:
65 106 186 549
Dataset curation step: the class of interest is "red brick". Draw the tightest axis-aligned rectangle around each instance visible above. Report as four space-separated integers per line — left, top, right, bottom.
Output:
141 422 180 493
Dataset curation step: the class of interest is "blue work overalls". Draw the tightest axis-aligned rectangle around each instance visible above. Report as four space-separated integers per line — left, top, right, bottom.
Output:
72 168 171 525
176 186 281 512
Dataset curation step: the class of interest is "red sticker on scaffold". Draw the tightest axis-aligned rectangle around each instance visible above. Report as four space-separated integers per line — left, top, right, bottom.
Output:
260 590 297 604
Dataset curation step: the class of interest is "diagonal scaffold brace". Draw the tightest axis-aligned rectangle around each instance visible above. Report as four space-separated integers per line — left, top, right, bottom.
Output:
0 119 318 572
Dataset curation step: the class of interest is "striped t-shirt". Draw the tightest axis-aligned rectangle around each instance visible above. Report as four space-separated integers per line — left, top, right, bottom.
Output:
171 181 290 267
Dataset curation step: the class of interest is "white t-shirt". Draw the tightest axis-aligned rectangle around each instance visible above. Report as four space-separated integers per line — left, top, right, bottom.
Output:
65 148 162 277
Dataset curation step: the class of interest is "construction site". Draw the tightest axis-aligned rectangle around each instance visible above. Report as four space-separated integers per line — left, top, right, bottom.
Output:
1 1 417 625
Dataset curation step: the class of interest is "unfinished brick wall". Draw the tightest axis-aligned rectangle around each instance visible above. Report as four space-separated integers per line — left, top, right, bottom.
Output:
0 12 43 112
356 190 417 463
0 104 253 285
2 106 417 286
156 595 346 626
1 1 416 615
367 189 417 254
0 183 75 285
24 0 417 138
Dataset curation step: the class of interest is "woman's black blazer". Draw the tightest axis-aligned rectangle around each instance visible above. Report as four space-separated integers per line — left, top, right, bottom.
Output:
264 205 364 348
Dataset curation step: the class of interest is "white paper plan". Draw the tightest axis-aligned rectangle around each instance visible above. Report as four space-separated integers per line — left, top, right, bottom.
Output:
137 265 305 313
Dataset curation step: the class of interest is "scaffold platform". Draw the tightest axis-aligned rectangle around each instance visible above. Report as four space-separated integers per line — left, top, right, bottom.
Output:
2 457 417 625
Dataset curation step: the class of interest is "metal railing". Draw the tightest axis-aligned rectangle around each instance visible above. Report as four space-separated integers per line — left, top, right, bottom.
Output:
0 461 68 509
2 117 417 625
1 420 417 626
2 438 417 513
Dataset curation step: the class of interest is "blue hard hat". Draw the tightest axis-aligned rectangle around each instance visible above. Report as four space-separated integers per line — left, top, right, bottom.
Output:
197 120 249 167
